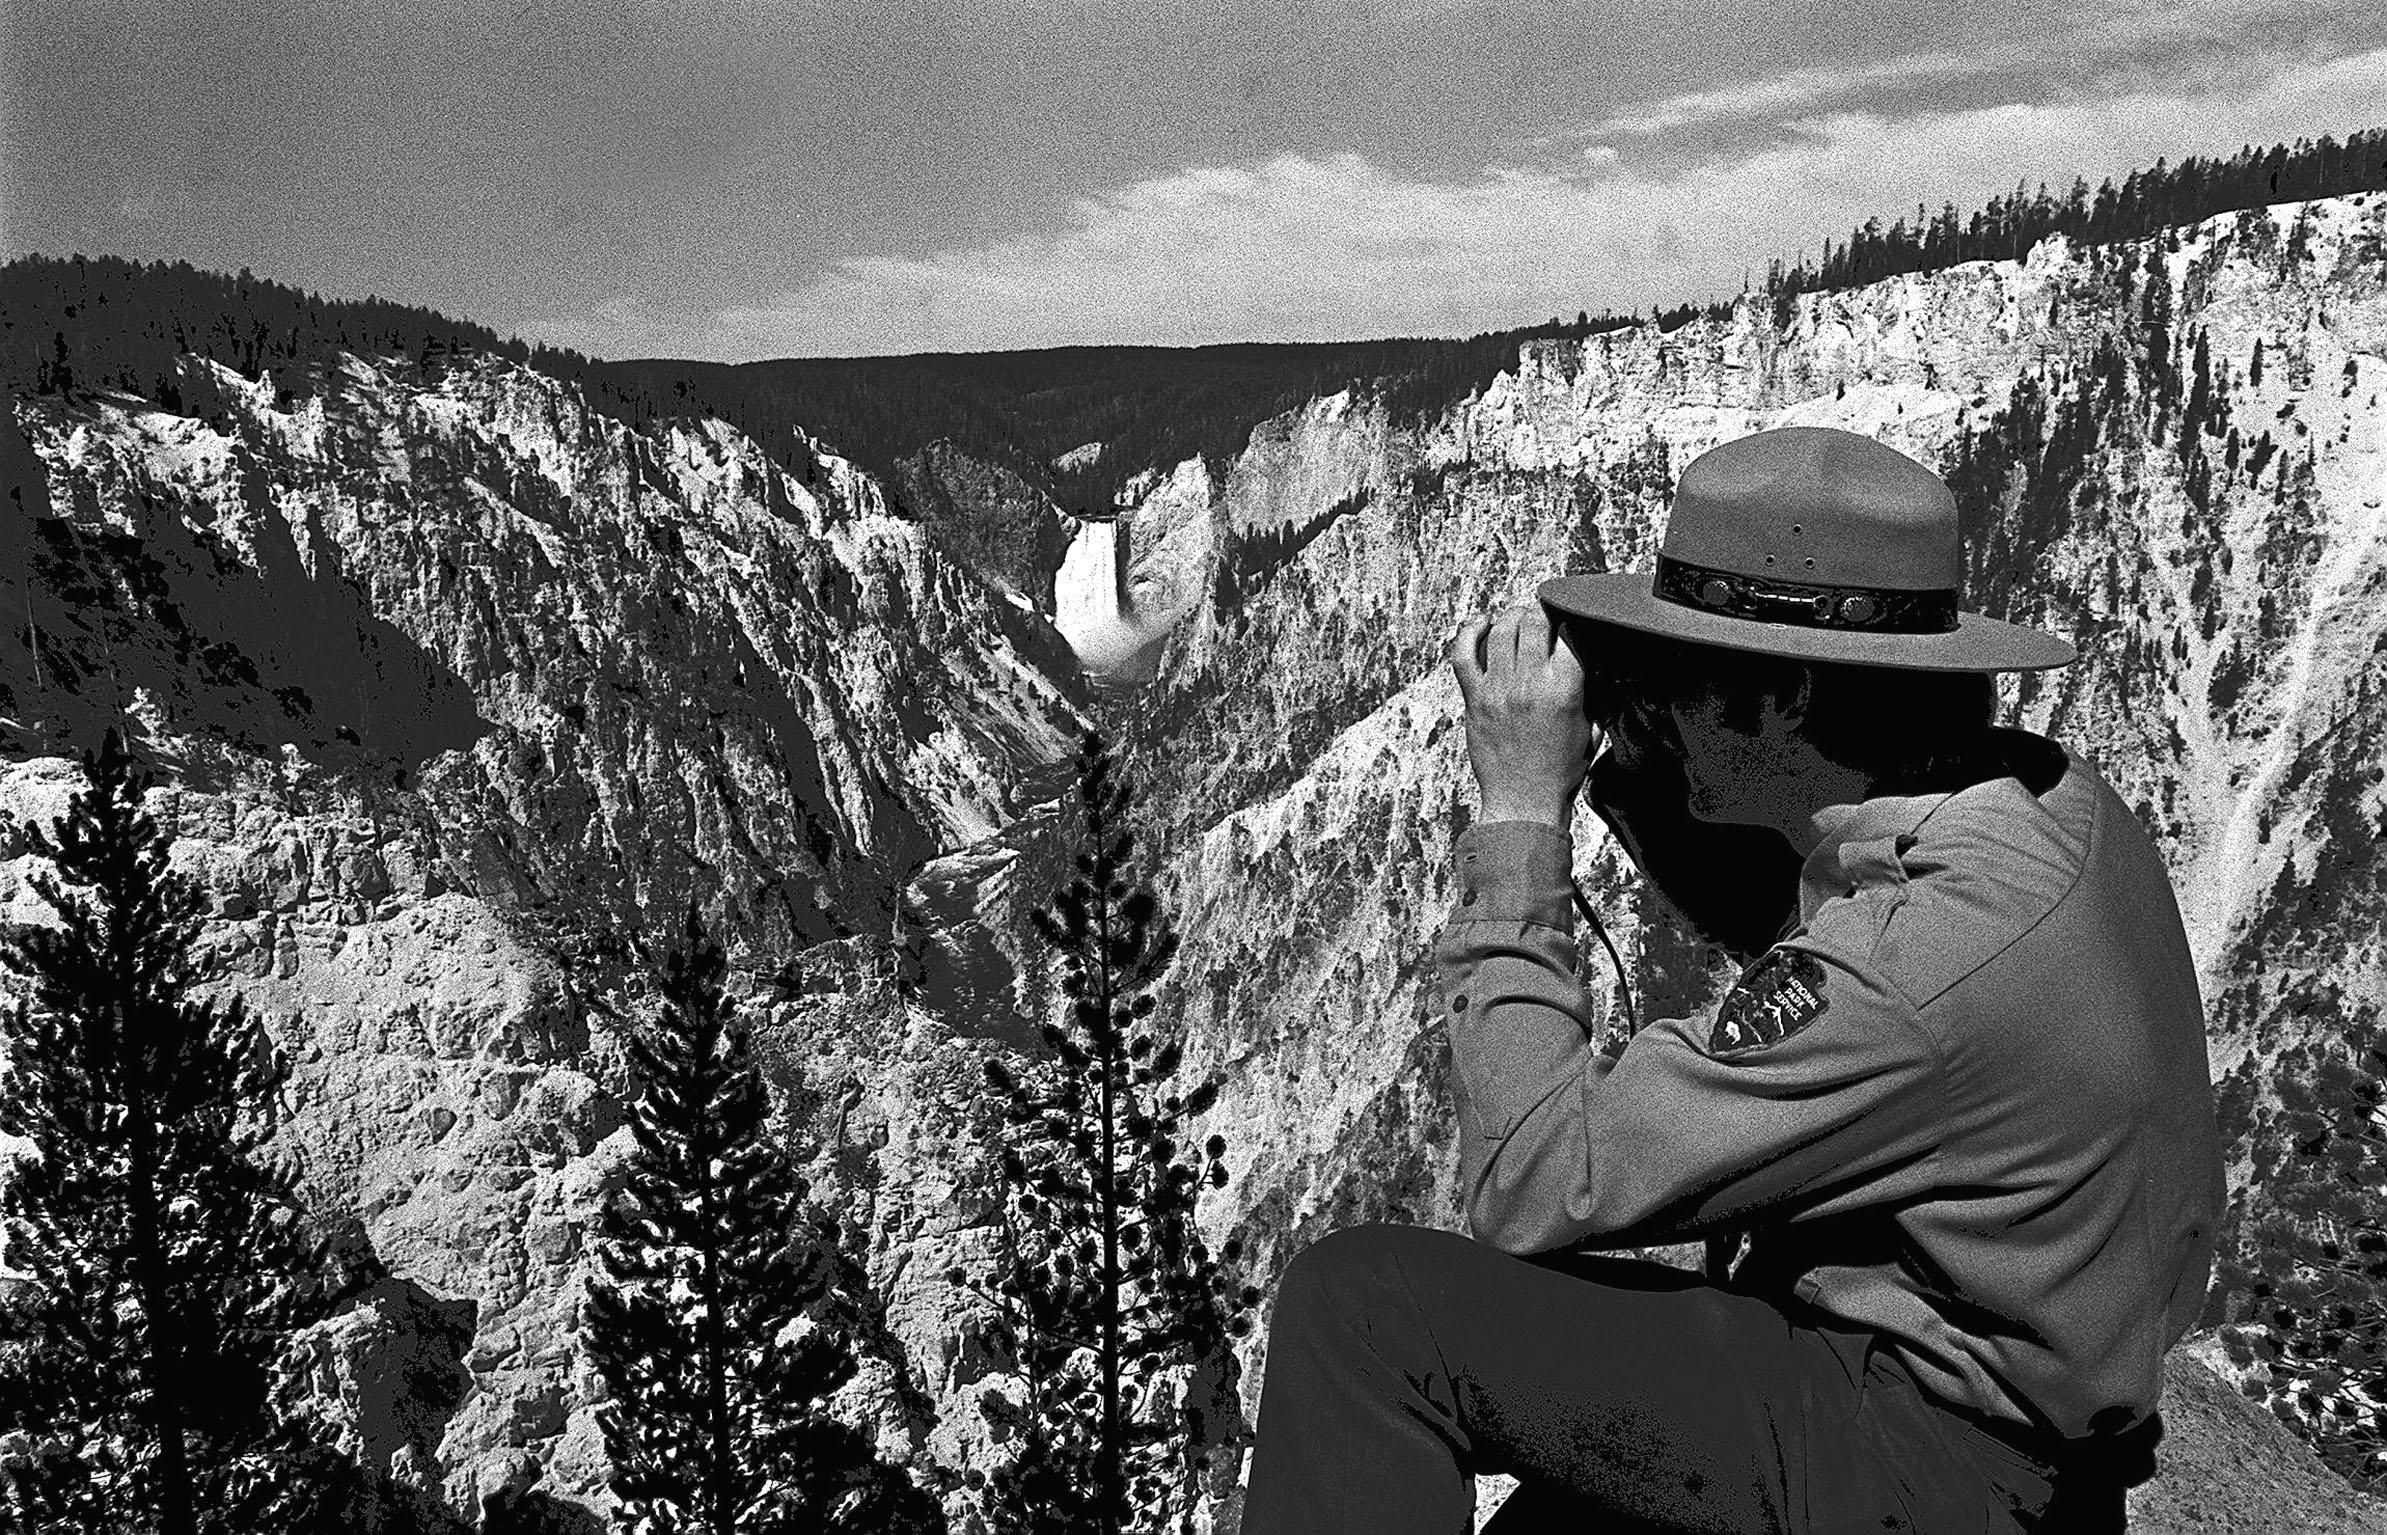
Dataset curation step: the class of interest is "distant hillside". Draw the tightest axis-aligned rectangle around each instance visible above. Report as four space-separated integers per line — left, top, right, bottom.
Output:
0 256 823 478
599 129 2387 517
594 318 1649 520
8 128 2381 533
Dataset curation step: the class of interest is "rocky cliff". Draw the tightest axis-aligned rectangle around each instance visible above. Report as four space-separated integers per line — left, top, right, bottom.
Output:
4 190 2385 1531
0 351 1086 1524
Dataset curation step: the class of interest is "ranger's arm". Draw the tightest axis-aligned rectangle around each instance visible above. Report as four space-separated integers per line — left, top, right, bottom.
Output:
1435 818 1947 1254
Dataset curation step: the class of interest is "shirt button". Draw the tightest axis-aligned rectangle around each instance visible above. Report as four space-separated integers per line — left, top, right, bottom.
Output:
1451 995 1468 1012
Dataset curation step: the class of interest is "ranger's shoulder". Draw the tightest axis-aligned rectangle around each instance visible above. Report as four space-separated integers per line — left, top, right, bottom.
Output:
1868 748 2109 1008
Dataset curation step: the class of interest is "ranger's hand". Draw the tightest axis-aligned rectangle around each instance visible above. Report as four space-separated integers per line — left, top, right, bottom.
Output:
1449 602 1595 829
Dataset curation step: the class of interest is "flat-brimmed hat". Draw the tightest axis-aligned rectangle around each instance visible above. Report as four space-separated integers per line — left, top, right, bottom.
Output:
1539 426 2074 672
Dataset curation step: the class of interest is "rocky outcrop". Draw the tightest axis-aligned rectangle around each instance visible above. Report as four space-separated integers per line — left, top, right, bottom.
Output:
2132 1344 2387 1532
1 354 1086 1525
890 438 1074 614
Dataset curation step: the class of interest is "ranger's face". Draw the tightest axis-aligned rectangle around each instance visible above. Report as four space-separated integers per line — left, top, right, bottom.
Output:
1666 689 1803 827
1601 689 1673 774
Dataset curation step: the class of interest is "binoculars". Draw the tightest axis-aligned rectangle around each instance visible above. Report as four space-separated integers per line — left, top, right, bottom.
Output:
1547 605 1684 755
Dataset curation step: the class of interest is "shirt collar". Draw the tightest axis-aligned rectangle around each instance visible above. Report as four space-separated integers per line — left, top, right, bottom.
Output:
1795 791 1950 925
1790 730 2076 926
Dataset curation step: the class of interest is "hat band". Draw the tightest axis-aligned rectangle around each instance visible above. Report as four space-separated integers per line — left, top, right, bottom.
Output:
1654 556 1960 634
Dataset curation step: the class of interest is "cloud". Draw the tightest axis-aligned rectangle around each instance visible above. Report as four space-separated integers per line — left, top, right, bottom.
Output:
1572 51 1987 140
595 41 2387 359
1563 0 2375 142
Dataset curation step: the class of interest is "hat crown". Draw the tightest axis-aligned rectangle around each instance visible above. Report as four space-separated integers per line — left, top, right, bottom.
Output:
1661 427 1960 592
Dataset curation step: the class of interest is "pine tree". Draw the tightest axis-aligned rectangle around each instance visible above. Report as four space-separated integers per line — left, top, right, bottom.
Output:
580 906 940 1535
2188 328 2214 434
947 730 1254 1535
0 727 361 1534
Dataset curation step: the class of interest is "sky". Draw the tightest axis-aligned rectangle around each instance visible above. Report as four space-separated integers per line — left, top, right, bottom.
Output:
5 0 2385 361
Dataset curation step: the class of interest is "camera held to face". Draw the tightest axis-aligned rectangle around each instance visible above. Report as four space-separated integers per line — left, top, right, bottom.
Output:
1549 608 1685 773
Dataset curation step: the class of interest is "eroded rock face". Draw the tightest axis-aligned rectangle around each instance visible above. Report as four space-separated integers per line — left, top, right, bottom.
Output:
891 438 1074 615
283 1267 480 1528
2131 1343 2387 1533
1 354 1086 1525
4 192 2384 1530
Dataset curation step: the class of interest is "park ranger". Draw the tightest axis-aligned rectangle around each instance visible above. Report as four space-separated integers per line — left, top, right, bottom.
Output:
1240 426 2224 1533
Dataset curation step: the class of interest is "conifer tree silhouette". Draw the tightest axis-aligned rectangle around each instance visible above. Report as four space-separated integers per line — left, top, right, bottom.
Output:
0 726 361 1534
948 729 1254 1535
580 905 940 1535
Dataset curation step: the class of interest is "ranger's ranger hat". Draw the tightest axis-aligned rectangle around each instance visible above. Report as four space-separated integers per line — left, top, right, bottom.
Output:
1539 426 2075 672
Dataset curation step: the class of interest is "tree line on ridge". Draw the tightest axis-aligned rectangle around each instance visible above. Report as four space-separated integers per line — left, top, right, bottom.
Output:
8 128 2377 530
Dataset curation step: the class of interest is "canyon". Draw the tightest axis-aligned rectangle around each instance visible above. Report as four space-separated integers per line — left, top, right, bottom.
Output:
5 191 2386 1529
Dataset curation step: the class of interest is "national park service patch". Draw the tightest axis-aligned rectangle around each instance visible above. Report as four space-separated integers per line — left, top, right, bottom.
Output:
1708 949 1830 1055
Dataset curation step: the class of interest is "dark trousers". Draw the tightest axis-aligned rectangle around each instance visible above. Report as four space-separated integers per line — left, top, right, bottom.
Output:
1241 1223 2110 1534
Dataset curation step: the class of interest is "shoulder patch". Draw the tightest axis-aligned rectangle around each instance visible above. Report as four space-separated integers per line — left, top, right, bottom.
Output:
1708 949 1830 1055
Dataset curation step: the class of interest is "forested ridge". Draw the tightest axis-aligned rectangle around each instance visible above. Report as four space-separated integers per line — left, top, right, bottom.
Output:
5 128 2382 523
1764 129 2387 320
593 318 1643 519
0 256 825 478
598 129 2387 513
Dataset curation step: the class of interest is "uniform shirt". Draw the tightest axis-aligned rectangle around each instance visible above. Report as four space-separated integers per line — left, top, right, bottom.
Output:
1434 734 2225 1439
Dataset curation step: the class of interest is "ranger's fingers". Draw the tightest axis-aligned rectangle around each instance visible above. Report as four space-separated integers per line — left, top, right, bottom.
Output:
1519 601 1555 659
1529 604 1583 687
1488 605 1523 675
1447 614 1491 706
1555 613 1593 671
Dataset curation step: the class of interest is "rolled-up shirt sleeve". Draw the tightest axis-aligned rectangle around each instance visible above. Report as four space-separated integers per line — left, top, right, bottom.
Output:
1433 820 1949 1255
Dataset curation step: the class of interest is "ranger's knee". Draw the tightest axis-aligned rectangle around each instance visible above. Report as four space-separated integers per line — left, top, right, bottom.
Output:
1270 1222 1447 1333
